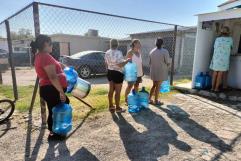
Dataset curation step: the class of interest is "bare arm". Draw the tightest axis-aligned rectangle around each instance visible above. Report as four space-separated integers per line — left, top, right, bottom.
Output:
164 52 171 67
116 58 131 67
60 62 67 70
43 65 65 96
126 51 133 59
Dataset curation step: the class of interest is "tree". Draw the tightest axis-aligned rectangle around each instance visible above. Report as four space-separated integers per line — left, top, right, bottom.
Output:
10 28 33 40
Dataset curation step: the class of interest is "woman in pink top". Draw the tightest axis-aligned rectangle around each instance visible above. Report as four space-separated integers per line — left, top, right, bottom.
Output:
31 35 69 139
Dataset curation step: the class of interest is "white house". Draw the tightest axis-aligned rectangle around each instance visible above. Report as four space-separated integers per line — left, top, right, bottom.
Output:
0 38 8 51
51 30 110 56
192 0 241 89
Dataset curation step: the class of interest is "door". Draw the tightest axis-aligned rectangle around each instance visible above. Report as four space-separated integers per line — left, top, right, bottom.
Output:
233 24 241 54
52 42 61 60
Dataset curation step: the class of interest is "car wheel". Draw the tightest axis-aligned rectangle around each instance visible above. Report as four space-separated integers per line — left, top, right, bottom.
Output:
78 65 91 79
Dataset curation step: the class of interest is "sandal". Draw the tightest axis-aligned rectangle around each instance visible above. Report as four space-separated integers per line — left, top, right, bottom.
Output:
116 107 126 113
154 100 164 106
109 106 115 113
149 100 154 104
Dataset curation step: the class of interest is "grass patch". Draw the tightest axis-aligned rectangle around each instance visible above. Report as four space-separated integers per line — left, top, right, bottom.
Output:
0 85 40 112
0 85 179 119
173 78 192 85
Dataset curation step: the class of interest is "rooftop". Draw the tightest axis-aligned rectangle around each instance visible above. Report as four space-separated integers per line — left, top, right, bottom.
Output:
218 0 239 7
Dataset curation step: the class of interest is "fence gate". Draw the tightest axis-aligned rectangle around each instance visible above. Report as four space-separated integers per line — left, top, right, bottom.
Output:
0 2 181 123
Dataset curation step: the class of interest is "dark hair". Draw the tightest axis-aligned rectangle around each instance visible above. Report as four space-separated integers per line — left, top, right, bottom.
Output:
220 26 230 36
30 34 52 54
156 38 163 49
130 39 140 48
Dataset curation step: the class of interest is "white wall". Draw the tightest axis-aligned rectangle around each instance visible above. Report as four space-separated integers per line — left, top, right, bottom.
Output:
0 39 8 51
218 1 241 11
51 35 109 55
130 35 183 71
192 22 215 88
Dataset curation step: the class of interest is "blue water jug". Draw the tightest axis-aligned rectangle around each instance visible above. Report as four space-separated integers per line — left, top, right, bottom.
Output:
124 62 137 82
138 87 149 109
160 80 171 93
64 66 78 93
52 103 72 135
204 72 212 90
195 72 205 89
128 90 140 113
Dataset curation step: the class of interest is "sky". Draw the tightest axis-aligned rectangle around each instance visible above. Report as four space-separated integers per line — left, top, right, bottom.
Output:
0 0 226 26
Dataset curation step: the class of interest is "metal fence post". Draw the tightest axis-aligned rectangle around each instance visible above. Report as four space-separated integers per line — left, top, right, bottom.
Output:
170 25 178 86
0 71 2 84
5 20 18 101
29 2 47 125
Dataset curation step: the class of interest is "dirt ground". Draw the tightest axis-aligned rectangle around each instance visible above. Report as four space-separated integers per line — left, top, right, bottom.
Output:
0 93 241 161
1 68 153 87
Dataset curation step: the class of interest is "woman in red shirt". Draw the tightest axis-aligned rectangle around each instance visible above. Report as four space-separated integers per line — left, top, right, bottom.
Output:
31 35 69 139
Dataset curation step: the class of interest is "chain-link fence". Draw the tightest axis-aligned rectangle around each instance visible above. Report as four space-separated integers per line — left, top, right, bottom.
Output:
0 2 196 112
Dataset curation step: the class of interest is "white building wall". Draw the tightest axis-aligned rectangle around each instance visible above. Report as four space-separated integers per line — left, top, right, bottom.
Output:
191 22 215 87
129 36 181 70
51 35 109 55
218 0 241 11
0 39 8 51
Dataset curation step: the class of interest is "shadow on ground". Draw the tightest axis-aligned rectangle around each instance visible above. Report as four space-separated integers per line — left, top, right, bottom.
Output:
112 109 191 161
24 98 95 161
0 120 17 138
158 105 232 152
42 141 99 161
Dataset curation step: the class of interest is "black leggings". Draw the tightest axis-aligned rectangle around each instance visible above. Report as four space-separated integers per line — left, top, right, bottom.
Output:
40 85 70 132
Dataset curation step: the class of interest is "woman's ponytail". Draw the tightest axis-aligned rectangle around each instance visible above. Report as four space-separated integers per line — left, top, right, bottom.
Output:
30 41 37 55
30 34 52 64
30 41 37 65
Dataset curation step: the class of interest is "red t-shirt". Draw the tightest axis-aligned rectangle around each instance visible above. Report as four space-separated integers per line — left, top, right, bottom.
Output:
34 52 67 88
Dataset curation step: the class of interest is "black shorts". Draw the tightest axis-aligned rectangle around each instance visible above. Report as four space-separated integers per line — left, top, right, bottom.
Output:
107 70 124 84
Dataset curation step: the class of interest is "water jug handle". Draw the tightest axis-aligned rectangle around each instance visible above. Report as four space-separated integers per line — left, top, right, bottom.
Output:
69 66 74 70
59 102 66 106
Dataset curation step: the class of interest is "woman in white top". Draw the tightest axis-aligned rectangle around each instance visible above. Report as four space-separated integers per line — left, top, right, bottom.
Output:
105 39 130 113
125 39 143 103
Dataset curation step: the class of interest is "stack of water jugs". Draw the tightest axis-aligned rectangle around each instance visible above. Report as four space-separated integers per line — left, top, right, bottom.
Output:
194 72 212 90
52 67 91 135
124 62 170 113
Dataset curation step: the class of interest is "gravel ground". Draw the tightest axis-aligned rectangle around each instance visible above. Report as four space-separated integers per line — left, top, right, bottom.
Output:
0 93 241 161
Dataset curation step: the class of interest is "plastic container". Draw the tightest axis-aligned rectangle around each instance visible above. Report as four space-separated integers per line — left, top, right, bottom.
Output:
64 66 78 93
204 72 212 90
71 77 91 99
195 72 205 89
52 103 72 135
124 62 137 82
138 87 149 109
128 90 140 113
160 80 171 93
